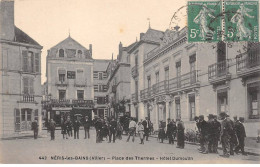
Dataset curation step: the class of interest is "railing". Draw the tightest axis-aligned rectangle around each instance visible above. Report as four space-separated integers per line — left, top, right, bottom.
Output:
131 65 138 78
55 80 68 87
74 81 87 87
236 53 260 72
152 80 169 95
140 71 199 100
44 99 94 108
208 60 229 80
22 94 35 102
72 99 94 105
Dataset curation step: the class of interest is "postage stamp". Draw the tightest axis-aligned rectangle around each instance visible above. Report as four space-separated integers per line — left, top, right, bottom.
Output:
224 1 259 42
188 1 222 42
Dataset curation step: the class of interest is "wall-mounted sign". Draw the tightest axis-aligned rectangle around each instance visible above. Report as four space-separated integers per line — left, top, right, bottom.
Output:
67 71 76 79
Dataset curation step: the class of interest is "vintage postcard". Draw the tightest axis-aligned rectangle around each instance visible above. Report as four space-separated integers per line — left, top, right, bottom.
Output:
0 0 260 164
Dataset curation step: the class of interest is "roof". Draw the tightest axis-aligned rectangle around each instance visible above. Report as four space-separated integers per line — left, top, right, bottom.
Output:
123 41 138 51
141 28 164 43
14 26 41 47
93 59 110 71
52 36 88 50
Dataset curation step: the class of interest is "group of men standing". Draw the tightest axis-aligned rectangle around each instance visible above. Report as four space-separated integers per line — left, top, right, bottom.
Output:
94 117 123 143
195 112 247 158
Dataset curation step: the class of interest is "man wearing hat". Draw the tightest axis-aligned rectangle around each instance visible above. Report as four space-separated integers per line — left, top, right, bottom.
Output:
142 117 149 141
194 116 202 151
219 112 233 158
207 114 215 153
83 116 91 139
176 118 185 149
108 117 117 143
199 115 209 154
212 115 221 153
234 117 247 155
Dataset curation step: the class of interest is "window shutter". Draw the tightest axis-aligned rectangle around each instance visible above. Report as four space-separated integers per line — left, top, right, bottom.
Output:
22 51 28 72
31 52 34 72
35 53 40 72
23 78 29 94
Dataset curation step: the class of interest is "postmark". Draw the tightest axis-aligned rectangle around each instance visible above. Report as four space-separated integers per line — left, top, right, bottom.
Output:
188 1 222 42
224 1 259 42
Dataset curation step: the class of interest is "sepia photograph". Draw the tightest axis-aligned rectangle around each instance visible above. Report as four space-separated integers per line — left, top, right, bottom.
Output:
0 0 260 164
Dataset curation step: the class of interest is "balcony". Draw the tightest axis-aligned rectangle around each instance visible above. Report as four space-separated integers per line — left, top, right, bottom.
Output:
168 70 199 93
208 60 231 84
131 65 139 78
131 93 138 104
44 99 94 108
74 81 87 87
140 87 152 101
55 80 68 87
140 71 199 100
236 53 260 78
21 94 35 103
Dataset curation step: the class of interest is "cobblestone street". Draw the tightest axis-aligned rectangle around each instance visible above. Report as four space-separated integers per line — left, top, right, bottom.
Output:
0 129 259 163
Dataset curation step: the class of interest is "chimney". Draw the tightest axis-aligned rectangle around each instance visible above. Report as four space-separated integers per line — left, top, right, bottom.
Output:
140 33 145 40
89 44 92 57
119 42 122 58
0 0 15 41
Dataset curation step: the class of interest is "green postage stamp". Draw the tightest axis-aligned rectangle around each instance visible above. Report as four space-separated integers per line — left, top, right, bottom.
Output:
225 1 259 42
188 1 222 42
188 0 259 42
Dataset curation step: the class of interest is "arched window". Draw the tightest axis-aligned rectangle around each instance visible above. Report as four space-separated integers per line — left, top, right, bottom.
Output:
59 49 64 57
78 50 82 58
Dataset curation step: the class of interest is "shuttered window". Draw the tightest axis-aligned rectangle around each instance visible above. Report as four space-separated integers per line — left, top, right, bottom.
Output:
22 51 28 72
23 77 34 94
35 53 40 72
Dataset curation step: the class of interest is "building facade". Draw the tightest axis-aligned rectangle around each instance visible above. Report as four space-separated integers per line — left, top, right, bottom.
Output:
130 27 260 137
0 0 43 137
106 42 135 118
93 59 109 118
43 36 94 125
129 28 164 122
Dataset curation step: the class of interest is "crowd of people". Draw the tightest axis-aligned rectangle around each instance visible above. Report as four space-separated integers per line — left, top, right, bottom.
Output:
32 112 247 158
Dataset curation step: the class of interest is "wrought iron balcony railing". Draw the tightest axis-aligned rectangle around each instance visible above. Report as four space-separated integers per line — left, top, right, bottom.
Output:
208 60 229 80
55 80 68 87
236 53 260 72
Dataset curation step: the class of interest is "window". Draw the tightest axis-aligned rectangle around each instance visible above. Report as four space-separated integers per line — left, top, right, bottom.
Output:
21 109 26 121
135 80 138 100
59 90 66 100
248 83 260 119
67 71 76 79
93 71 98 79
189 95 195 121
176 61 181 88
35 53 40 72
155 72 159 84
135 55 138 66
189 54 196 72
97 97 106 104
99 72 103 80
98 85 107 92
78 50 82 58
27 110 31 121
175 98 181 119
23 77 34 95
147 76 151 88
22 51 34 72
59 74 65 82
217 91 228 114
59 49 64 57
165 67 169 81
94 85 99 92
77 90 84 100
34 109 38 121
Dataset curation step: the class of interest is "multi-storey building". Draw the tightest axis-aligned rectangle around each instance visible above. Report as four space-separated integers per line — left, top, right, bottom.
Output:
43 36 94 125
0 0 43 137
93 59 109 118
131 26 260 137
106 42 136 118
129 27 164 121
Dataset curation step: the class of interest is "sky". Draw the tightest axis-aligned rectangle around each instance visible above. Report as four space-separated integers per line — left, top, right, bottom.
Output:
14 0 187 83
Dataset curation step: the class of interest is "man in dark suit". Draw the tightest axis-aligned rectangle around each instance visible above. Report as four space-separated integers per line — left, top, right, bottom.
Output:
207 114 215 153
212 115 221 153
219 112 233 158
142 117 150 141
83 116 91 139
31 120 39 139
73 118 81 139
234 117 247 155
95 117 103 143
199 115 209 154
108 117 117 143
49 119 56 141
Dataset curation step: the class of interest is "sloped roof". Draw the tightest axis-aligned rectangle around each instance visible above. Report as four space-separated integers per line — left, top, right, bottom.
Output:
141 28 164 43
93 59 110 71
14 26 41 46
52 36 88 50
